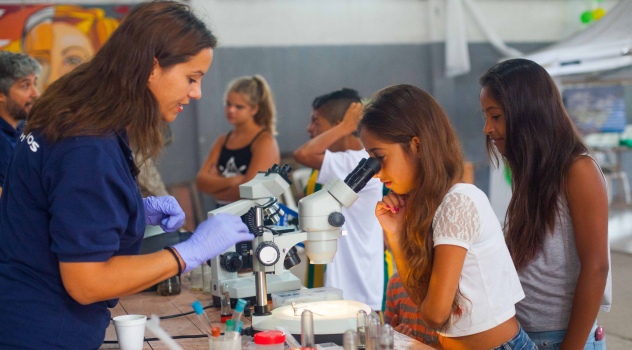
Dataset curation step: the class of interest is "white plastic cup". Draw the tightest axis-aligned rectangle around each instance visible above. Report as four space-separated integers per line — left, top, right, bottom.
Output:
209 334 241 350
113 314 147 350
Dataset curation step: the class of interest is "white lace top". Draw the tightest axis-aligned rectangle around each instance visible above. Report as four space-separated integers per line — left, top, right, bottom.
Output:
432 183 524 337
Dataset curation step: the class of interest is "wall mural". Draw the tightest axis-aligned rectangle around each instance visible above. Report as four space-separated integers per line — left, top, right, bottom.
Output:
0 4 130 92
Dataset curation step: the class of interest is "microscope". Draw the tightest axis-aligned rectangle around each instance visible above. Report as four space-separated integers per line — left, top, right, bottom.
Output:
207 158 381 322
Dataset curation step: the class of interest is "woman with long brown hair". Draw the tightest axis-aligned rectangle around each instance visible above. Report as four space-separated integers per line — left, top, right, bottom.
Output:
0 2 253 348
359 84 533 349
480 58 611 349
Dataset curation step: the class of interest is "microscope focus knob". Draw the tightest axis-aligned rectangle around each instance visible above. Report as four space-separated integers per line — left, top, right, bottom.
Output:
221 252 243 272
328 212 345 227
255 242 280 266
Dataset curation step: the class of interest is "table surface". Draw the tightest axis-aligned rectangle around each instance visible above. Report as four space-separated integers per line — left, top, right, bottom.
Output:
100 277 432 350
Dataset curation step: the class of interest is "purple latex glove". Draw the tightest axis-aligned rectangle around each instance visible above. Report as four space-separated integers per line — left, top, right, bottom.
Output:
143 196 185 232
172 213 254 273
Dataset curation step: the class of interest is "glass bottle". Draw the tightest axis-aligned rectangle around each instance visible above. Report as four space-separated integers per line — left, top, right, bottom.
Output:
156 274 181 296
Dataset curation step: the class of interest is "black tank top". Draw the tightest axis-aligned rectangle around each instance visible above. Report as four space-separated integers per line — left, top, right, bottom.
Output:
216 130 265 177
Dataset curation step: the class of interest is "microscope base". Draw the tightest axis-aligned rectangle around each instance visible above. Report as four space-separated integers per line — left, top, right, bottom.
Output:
251 300 372 345
211 271 302 307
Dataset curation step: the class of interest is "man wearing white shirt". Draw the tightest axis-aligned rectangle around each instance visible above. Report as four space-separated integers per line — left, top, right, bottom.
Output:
293 88 384 310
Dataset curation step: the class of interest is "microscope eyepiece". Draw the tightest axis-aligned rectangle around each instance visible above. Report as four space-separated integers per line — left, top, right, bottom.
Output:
344 157 381 193
264 163 293 186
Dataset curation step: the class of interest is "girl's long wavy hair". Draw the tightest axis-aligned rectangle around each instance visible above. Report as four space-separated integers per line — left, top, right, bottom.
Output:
225 74 278 135
360 84 465 327
480 59 587 269
25 1 217 160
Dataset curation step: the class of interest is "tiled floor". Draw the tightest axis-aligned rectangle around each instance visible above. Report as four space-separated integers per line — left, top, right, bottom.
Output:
599 204 632 349
599 251 632 349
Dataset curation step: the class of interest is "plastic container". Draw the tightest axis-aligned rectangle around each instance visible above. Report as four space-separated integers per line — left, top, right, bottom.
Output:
202 264 211 294
209 334 241 350
271 287 343 309
254 330 285 350
190 266 203 291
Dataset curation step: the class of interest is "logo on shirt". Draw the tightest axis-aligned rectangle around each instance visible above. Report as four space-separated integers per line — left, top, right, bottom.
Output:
20 132 39 152
219 157 246 177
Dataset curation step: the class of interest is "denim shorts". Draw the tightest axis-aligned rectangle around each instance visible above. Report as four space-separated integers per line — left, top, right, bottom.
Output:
493 325 538 350
526 324 606 350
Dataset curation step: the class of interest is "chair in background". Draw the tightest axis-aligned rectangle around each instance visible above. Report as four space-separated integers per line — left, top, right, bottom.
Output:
279 186 298 212
586 132 632 206
166 180 205 232
594 148 632 205
290 167 312 198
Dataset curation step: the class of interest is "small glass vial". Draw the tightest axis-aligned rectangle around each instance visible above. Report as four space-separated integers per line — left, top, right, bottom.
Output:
343 330 357 350
202 264 211 294
366 316 380 350
220 283 232 323
356 310 367 349
301 310 315 349
379 324 394 350
156 274 181 296
190 266 203 292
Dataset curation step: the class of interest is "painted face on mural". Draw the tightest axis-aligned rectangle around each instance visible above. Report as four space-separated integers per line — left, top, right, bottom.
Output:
24 21 95 92
0 5 121 92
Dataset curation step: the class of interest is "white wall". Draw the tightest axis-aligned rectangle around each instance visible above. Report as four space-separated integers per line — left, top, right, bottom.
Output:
6 0 620 46
192 0 621 47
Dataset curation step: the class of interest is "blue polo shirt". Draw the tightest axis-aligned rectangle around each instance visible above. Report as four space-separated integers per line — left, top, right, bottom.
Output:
0 130 145 349
0 117 22 187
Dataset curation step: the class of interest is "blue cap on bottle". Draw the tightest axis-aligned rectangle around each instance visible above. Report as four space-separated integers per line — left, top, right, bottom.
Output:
191 300 204 315
235 299 247 312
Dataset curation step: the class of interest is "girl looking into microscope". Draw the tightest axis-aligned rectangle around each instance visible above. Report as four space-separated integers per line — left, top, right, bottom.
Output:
196 75 280 206
358 84 535 349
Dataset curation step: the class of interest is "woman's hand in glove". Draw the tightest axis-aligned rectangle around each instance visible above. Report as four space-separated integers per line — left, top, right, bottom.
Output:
143 196 185 232
172 213 254 273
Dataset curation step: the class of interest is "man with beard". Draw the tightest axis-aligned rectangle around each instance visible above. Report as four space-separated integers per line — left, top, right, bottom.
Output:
0 51 40 196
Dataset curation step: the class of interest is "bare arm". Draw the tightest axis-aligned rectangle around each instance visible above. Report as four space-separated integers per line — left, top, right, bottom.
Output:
378 192 466 329
59 249 183 305
293 102 362 169
376 193 406 253
195 134 244 196
561 156 609 350
212 133 280 202
376 193 416 304
420 245 466 328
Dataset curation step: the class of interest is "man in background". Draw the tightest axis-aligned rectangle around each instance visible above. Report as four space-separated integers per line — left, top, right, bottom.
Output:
293 88 384 310
0 51 40 196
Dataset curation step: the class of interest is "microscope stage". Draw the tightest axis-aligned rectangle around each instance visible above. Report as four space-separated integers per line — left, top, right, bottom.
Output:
252 299 371 334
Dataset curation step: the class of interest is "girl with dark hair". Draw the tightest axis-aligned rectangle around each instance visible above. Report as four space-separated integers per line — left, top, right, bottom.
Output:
0 2 253 348
359 84 534 349
480 58 611 349
196 74 280 206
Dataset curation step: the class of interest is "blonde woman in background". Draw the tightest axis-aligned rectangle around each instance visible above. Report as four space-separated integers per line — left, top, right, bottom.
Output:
196 75 280 206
